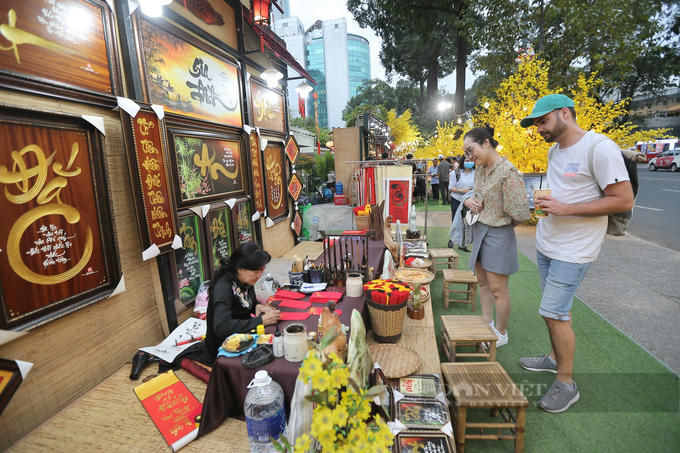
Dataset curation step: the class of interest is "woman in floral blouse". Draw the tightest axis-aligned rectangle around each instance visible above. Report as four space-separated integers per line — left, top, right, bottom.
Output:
206 243 280 357
462 126 531 347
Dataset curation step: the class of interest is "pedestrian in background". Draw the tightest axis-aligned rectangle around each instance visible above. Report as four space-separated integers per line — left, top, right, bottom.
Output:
427 158 439 202
519 94 633 413
448 155 475 251
462 126 530 350
437 155 451 204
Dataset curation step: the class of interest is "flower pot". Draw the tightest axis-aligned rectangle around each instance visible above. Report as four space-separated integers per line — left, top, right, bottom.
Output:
406 302 425 320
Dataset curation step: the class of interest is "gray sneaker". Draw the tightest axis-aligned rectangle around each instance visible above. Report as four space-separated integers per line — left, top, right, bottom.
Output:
519 355 557 373
538 380 580 413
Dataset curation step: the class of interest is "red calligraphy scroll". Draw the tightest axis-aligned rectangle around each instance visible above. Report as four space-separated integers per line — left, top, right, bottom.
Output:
249 131 266 214
386 178 411 224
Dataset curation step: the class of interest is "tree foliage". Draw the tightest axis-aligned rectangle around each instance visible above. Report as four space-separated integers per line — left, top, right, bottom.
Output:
290 117 332 146
385 109 422 156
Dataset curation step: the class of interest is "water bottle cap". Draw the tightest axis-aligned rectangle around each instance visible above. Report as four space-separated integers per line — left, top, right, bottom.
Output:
274 331 281 337
248 370 272 388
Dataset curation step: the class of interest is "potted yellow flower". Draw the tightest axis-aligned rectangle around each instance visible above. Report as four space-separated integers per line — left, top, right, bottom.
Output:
273 328 394 452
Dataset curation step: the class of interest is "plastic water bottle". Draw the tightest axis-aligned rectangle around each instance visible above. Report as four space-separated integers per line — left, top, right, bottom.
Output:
245 370 287 453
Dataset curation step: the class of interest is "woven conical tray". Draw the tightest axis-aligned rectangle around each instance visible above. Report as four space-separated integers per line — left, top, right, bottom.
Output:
395 268 435 285
370 344 421 378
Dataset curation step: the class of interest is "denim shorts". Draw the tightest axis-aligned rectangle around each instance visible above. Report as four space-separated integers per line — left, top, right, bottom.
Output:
536 250 592 321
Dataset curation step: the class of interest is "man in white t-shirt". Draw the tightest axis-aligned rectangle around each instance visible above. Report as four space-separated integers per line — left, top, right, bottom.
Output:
518 94 634 413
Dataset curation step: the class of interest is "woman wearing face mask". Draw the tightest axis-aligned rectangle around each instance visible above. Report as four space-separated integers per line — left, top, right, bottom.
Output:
461 126 530 347
448 155 476 251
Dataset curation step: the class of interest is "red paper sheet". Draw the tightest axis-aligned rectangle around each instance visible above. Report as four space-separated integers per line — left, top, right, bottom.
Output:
279 312 311 321
277 299 312 309
309 291 343 303
273 290 306 300
309 307 342 316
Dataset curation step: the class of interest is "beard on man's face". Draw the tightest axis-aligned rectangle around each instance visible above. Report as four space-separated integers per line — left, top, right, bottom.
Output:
542 113 568 143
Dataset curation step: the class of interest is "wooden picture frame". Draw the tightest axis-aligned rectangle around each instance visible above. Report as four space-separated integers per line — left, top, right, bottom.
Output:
133 15 243 127
371 367 394 422
396 398 450 430
263 142 288 222
0 106 121 330
165 0 239 52
173 211 207 305
232 199 254 246
0 0 122 106
166 124 246 208
120 103 179 254
249 77 285 133
285 135 300 164
0 359 23 416
396 374 443 399
206 204 234 272
395 430 455 453
248 131 266 214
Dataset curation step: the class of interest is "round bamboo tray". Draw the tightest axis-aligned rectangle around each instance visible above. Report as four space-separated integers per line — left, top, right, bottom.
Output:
370 344 421 378
394 268 435 285
406 258 432 270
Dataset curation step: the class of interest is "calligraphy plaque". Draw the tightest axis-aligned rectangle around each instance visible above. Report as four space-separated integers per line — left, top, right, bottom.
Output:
263 143 288 221
248 131 266 214
285 135 300 164
0 106 120 329
287 174 302 202
0 0 121 105
167 126 245 207
292 211 302 237
207 206 232 271
232 201 253 246
174 213 206 304
396 399 450 430
166 0 238 50
385 177 412 225
135 17 242 127
396 431 455 453
121 105 178 254
249 78 285 133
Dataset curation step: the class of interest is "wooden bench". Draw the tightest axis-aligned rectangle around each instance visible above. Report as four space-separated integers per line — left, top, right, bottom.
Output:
429 248 459 274
441 315 498 362
442 269 478 311
441 362 529 453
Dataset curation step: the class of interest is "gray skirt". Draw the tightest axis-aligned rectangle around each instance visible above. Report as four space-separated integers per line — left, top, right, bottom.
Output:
468 223 519 276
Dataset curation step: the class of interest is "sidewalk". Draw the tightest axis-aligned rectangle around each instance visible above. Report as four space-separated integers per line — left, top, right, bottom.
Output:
317 203 680 375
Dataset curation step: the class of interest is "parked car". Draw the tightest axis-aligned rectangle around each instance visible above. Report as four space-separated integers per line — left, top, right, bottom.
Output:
649 148 680 172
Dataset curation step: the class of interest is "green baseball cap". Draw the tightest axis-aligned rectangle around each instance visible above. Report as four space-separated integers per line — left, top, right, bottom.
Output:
520 94 575 128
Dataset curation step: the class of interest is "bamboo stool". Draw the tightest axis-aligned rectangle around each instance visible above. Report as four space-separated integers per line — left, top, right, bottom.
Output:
441 362 529 453
429 248 459 274
441 315 498 362
442 269 478 311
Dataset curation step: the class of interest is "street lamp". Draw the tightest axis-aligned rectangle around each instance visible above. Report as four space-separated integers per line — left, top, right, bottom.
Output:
438 101 453 111
261 67 283 88
295 81 313 99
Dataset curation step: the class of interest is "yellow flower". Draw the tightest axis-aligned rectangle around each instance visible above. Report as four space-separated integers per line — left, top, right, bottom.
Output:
317 429 337 451
311 407 335 437
311 370 332 393
330 367 349 388
293 433 312 453
332 405 349 426
299 353 323 382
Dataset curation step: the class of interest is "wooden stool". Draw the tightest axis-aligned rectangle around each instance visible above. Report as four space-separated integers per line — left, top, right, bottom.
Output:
441 362 529 453
429 248 459 274
441 315 498 362
442 269 477 311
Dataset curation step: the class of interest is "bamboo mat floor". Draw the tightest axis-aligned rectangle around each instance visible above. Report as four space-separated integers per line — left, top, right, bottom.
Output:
7 366 250 453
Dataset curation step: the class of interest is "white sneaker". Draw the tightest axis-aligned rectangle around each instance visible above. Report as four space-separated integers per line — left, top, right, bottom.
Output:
481 320 496 350
492 327 508 347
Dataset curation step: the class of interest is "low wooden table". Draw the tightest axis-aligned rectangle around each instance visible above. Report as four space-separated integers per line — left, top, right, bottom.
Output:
441 315 498 362
442 269 478 311
430 248 459 274
441 362 529 453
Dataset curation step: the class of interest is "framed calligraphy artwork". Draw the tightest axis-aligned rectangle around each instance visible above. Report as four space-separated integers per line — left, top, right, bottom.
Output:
167 125 245 207
396 374 443 399
292 211 302 237
395 431 455 453
0 0 122 106
285 135 300 164
396 399 450 430
120 104 178 254
0 106 120 330
384 177 412 225
371 367 394 422
207 206 233 271
174 213 206 304
263 143 288 222
134 16 242 127
287 174 302 202
165 0 238 51
248 131 266 214
232 200 253 246
0 359 23 416
249 78 285 133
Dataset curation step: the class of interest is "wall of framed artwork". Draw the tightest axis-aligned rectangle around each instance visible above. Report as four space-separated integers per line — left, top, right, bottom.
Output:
166 124 246 207
249 77 286 133
263 142 289 222
120 103 179 254
133 15 243 127
0 105 121 330
0 0 122 106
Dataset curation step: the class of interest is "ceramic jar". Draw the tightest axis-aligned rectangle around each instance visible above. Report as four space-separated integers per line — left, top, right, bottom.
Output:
283 323 307 362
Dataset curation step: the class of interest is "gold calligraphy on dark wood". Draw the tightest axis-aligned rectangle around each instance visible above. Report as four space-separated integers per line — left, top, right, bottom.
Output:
249 131 266 214
0 0 121 106
174 213 205 304
263 143 288 221
250 78 285 133
0 106 120 330
232 201 253 246
207 206 232 271
120 104 178 254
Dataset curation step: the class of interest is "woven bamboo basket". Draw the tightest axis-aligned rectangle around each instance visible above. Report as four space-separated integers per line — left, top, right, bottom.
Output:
354 214 370 230
366 293 408 343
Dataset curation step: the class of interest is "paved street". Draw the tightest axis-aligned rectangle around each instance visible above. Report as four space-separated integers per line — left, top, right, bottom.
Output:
627 165 680 251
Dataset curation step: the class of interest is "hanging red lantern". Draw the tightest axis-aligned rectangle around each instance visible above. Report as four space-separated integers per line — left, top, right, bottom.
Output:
252 0 271 26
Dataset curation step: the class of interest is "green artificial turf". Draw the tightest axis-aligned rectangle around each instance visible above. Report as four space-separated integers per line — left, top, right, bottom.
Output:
413 198 453 211
423 227 680 453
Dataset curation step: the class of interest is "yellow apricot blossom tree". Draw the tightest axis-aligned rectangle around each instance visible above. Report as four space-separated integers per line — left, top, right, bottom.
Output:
385 109 421 157
415 121 465 161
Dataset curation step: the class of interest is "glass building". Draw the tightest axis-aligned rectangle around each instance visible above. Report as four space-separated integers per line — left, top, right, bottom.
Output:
348 34 371 100
306 35 328 129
